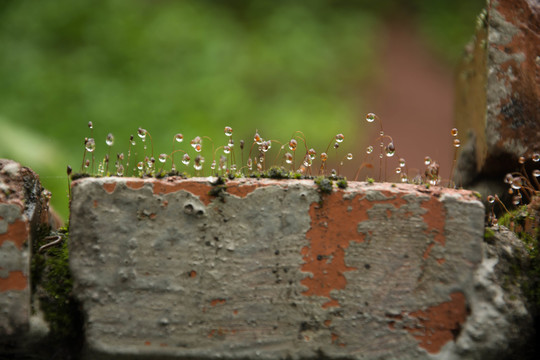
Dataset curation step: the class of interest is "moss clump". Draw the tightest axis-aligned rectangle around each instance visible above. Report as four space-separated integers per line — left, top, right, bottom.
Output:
315 177 333 194
31 226 83 355
484 227 495 240
336 178 348 189
266 166 291 179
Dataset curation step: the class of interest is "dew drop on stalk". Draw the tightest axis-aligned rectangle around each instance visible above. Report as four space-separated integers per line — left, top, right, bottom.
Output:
88 121 93 129
175 133 184 143
504 173 513 184
228 138 234 147
453 139 460 148
84 159 90 168
487 195 495 203
254 131 262 145
320 152 328 162
366 113 376 123
285 153 293 164
138 128 147 140
508 188 514 194
379 153 383 159
308 148 316 160
533 153 540 162
335 134 344 143
424 156 432 166
143 145 147 150
194 144 202 152
106 133 114 146
257 163 262 171
385 143 395 157
158 154 167 163
194 163 203 171
400 173 408 183
288 139 297 151
85 138 96 152
399 158 406 167
347 153 353 160
224 126 233 137
519 156 526 164
533 169 540 177
511 177 522 189
182 154 190 165
334 142 339 149
230 164 237 172
210 160 216 170
247 158 253 170
366 146 374 154
224 146 231 154
117 153 124 161
395 167 401 174
117 165 124 176
240 140 245 150
451 128 458 137
379 131 384 136
512 195 521 205
137 162 144 170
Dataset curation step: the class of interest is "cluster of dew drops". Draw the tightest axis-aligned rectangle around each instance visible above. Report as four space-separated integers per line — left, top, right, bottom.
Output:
486 152 540 225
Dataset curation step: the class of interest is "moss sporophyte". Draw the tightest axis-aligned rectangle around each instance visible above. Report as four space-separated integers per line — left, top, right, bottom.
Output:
69 113 469 194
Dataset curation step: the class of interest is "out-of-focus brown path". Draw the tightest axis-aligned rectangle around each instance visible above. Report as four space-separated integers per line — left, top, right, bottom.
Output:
350 22 456 183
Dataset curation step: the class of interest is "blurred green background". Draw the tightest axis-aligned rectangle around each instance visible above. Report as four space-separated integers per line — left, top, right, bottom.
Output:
0 0 484 220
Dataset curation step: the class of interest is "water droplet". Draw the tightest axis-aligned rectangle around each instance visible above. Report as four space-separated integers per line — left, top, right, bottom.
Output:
285 153 293 164
137 162 143 170
261 141 270 153
105 133 114 146
224 126 233 137
303 156 312 167
228 138 234 147
182 154 190 165
366 113 376 123
519 156 526 164
533 169 540 177
88 121 93 129
424 156 432 166
194 163 203 171
117 165 124 176
366 146 373 154
254 132 262 145
379 153 383 159
210 160 216 170
429 178 440 186
512 195 521 205
308 148 316 160
320 152 328 162
84 159 90 168
194 144 202 152
511 177 522 190
223 146 231 154
379 131 384 136
347 153 353 160
117 153 124 161
247 158 253 170
487 195 495 203
175 133 184 143
453 139 460 148
85 138 96 152
131 140 136 146
137 128 147 140
508 188 514 194
257 163 262 171
335 134 344 143
395 167 401 174
231 164 237 171
504 173 513 184
399 158 406 167
451 128 458 137
158 154 167 163
400 173 408 183
533 153 540 162
334 142 339 149
288 139 297 151
385 143 395 157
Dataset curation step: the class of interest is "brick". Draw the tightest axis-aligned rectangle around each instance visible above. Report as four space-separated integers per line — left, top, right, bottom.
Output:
0 159 52 338
69 177 485 359
454 0 540 189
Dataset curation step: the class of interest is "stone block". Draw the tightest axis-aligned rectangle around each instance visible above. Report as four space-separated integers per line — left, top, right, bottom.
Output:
0 159 52 339
69 177 485 359
454 0 539 188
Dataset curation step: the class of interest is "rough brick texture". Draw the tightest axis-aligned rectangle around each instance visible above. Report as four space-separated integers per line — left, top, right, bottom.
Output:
0 159 52 338
454 0 540 190
69 177 485 359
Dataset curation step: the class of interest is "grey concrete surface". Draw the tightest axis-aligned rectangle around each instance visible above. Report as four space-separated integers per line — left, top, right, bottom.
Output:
69 177 486 359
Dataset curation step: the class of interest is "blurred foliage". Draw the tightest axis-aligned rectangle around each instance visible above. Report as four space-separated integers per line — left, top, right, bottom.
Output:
0 0 484 219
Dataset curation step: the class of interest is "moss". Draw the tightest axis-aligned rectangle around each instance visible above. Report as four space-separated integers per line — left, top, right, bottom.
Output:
31 226 83 353
484 227 495 240
266 166 291 179
473 191 482 199
366 177 375 184
336 178 348 189
315 177 333 194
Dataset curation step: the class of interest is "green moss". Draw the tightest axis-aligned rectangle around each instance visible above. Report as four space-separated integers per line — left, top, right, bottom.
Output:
31 226 82 348
266 166 291 179
473 191 482 199
315 177 333 194
366 177 375 184
336 178 348 189
484 227 495 240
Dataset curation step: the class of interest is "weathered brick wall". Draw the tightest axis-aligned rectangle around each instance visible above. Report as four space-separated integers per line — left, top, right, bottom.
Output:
69 177 485 359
